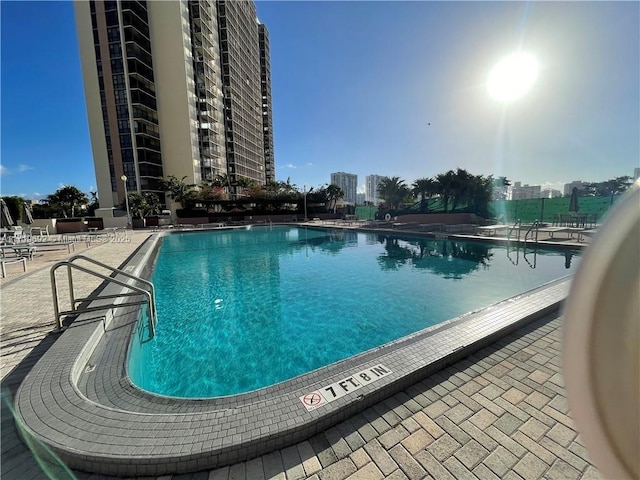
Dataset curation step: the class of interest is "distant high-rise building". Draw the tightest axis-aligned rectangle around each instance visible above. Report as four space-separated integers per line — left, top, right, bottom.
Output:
75 0 274 211
365 174 385 205
541 188 563 199
633 167 640 182
330 172 358 204
563 181 585 196
510 182 542 200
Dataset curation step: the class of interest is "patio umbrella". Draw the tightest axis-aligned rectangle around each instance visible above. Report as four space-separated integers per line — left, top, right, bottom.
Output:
23 203 34 225
1 198 14 227
568 187 580 213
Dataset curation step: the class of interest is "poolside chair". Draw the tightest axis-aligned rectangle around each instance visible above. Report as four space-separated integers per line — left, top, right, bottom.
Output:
29 225 50 240
476 224 510 236
0 256 27 277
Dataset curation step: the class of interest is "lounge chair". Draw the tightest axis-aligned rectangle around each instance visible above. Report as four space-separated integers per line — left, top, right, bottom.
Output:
31 240 75 253
0 244 37 260
1 256 27 277
578 228 598 242
476 224 509 236
29 225 50 240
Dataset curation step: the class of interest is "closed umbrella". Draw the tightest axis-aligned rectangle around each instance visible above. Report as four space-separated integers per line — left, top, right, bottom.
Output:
569 187 580 213
1 198 14 227
23 203 34 225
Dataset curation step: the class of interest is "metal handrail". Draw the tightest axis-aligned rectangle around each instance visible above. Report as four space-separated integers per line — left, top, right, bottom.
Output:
524 220 540 244
65 255 156 321
50 261 157 337
507 219 522 242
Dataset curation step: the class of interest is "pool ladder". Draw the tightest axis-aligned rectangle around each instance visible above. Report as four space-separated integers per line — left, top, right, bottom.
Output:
50 255 157 337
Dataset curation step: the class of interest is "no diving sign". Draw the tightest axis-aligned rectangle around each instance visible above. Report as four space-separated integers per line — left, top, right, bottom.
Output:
301 392 326 409
299 364 392 412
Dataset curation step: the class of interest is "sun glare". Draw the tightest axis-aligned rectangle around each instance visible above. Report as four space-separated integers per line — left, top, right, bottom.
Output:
488 52 539 102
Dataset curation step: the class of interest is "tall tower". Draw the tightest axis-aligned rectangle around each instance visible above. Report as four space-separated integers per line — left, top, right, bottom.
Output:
365 174 385 205
75 0 274 211
259 24 275 184
330 172 358 204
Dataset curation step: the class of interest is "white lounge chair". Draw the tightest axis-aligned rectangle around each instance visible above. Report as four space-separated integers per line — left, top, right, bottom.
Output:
1 255 27 277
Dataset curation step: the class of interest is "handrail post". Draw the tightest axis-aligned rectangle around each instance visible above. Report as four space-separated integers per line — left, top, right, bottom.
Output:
50 268 63 331
67 264 76 311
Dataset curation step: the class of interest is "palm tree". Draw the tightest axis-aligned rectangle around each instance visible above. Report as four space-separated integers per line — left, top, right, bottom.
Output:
377 176 410 211
467 174 493 217
159 176 195 208
434 171 456 212
326 184 344 213
450 168 473 211
46 185 88 218
412 177 437 212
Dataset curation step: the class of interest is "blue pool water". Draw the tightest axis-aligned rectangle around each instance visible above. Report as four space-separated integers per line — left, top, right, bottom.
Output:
128 226 580 398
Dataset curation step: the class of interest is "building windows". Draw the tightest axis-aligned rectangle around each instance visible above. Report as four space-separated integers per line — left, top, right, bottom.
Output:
111 58 124 74
120 134 132 148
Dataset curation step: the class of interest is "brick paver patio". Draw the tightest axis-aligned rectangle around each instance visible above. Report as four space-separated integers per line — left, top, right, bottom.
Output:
0 231 602 479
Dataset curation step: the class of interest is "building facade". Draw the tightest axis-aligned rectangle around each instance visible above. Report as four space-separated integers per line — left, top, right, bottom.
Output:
365 174 385 205
509 182 542 200
75 0 274 210
330 172 358 205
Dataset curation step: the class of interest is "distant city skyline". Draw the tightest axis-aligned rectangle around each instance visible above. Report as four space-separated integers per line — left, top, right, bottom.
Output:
1 2 638 201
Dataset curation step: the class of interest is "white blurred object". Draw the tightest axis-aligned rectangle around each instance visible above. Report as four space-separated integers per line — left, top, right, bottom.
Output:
563 180 639 479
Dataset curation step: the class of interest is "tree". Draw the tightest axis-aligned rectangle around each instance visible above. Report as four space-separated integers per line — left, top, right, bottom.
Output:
326 184 345 213
46 185 88 218
491 176 511 200
87 191 99 216
377 176 410 211
466 174 493 218
583 176 632 196
450 168 473 211
210 173 230 189
124 192 162 218
159 176 195 208
412 177 438 212
142 192 162 216
195 180 226 201
434 171 456 212
126 193 148 219
0 196 25 224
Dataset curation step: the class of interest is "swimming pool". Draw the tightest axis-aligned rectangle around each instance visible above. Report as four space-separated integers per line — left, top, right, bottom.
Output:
129 226 579 398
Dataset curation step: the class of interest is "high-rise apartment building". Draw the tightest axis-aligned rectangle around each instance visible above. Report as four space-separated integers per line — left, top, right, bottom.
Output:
75 0 274 211
258 24 275 183
330 172 358 204
509 182 542 200
365 174 385 205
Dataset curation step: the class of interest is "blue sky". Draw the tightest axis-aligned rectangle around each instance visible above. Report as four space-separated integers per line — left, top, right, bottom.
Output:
1 1 638 199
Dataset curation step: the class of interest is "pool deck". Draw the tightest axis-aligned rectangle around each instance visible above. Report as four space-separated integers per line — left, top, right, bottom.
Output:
0 228 602 479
